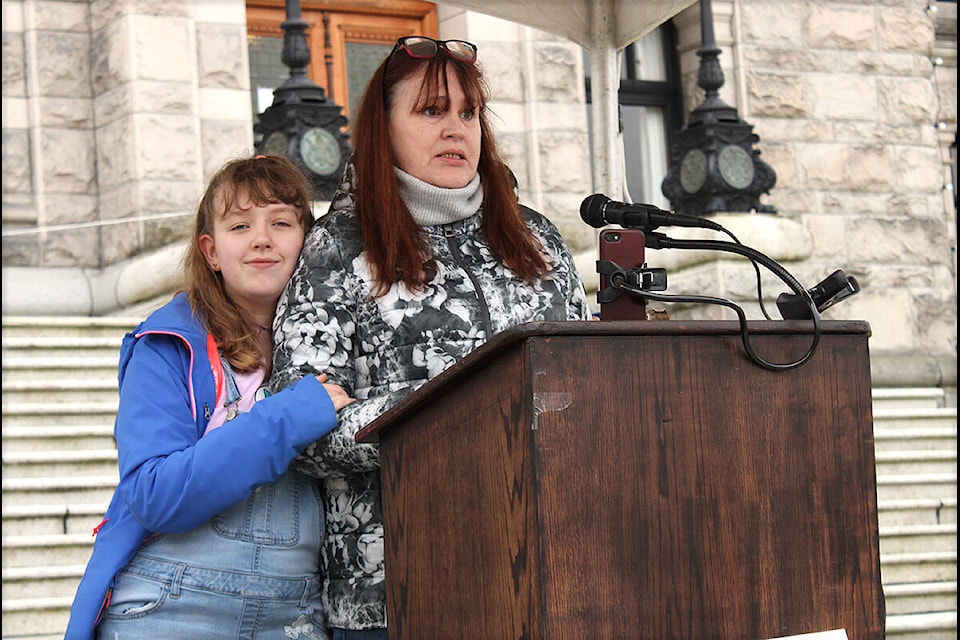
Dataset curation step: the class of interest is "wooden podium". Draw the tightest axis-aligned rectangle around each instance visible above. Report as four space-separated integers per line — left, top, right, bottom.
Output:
356 321 885 640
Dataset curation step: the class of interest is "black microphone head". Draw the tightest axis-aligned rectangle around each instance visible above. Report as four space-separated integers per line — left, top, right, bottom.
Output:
580 194 611 228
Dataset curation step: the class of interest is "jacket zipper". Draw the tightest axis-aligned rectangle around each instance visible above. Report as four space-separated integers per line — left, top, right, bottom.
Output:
443 226 492 335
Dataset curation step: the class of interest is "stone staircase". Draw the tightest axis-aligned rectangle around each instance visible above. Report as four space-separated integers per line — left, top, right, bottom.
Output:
872 387 959 640
2 317 957 639
2 317 129 640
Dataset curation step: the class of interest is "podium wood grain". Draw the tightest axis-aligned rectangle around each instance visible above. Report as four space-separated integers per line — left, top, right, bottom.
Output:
358 321 884 640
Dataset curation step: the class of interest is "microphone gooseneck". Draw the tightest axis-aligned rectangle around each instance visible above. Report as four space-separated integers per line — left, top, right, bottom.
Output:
581 193 826 371
579 194 723 231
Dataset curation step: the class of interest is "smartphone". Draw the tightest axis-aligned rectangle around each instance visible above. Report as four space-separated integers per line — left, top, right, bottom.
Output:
598 228 647 321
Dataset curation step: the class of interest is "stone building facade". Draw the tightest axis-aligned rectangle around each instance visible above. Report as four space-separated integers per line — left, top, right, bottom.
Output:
2 0 956 389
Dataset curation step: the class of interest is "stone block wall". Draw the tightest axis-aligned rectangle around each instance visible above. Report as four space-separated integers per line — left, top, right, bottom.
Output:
665 0 956 361
1 0 956 368
2 0 254 270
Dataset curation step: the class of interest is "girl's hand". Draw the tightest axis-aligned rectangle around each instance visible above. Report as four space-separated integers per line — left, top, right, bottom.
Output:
315 373 355 411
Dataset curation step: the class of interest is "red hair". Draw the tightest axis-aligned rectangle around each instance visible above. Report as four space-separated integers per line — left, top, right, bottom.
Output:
350 46 547 297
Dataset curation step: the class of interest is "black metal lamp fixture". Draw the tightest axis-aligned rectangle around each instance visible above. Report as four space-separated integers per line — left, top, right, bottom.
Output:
254 0 351 200
661 0 776 215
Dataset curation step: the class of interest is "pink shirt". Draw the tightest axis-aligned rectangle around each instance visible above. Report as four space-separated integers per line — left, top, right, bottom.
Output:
204 367 269 436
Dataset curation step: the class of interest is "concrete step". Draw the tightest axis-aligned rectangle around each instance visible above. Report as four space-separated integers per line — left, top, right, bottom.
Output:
875 450 958 476
873 407 958 432
874 426 959 452
0 595 71 639
878 523 958 555
1 316 138 339
1 424 116 452
1 401 119 427
0 356 119 384
1 378 119 404
883 581 958 616
876 473 957 502
1 449 118 479
2 533 94 569
882 551 958 584
2 502 106 537
885 610 958 640
2 563 86 601
873 387 949 410
1 336 123 359
877 498 957 527
1 475 118 507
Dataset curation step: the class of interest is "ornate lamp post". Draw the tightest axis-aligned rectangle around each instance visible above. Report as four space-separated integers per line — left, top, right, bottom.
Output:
661 0 776 215
254 0 351 200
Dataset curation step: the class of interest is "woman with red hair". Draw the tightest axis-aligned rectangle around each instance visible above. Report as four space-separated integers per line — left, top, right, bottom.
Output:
272 36 589 640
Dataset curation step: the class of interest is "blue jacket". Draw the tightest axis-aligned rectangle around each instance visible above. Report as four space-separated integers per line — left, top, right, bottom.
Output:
65 292 339 640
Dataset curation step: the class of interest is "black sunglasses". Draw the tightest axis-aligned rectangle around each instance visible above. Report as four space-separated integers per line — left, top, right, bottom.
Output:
390 36 478 63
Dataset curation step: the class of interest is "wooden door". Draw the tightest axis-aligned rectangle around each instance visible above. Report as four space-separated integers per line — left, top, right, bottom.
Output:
246 0 437 123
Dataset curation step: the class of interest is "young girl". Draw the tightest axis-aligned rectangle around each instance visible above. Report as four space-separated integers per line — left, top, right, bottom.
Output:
65 155 352 640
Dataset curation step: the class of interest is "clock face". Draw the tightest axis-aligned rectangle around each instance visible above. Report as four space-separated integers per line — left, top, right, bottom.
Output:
718 145 755 189
262 132 288 156
680 149 707 194
300 127 342 177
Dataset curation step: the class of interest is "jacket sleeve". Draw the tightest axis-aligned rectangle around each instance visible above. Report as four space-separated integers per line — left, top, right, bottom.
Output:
530 208 591 321
288 391 409 478
559 241 591 321
114 333 337 533
272 223 397 478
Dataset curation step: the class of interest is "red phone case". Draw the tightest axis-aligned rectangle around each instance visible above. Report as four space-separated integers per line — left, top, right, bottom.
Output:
599 228 647 321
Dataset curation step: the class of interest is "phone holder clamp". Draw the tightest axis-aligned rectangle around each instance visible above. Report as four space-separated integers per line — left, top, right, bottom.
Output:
596 260 668 303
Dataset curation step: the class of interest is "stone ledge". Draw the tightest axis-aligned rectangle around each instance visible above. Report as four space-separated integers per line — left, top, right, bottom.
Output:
871 353 957 394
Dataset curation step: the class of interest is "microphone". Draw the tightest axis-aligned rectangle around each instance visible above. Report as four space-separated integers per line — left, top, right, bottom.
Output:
580 194 722 231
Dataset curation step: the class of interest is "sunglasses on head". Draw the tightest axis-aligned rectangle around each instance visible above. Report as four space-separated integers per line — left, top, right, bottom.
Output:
390 36 478 63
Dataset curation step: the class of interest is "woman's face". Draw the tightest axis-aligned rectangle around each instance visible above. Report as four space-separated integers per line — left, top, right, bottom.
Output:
388 66 482 189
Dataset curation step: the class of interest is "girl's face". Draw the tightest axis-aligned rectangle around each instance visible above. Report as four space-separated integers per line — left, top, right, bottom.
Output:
199 189 305 320
388 66 482 189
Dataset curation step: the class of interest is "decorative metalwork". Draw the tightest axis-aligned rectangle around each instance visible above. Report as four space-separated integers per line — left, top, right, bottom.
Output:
661 0 776 215
254 0 351 200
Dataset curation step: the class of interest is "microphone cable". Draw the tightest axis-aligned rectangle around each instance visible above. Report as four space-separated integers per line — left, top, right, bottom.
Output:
615 232 821 371
713 226 779 321
581 193 790 322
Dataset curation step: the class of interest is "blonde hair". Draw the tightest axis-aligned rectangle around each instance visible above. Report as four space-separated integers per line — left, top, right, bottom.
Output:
183 155 314 374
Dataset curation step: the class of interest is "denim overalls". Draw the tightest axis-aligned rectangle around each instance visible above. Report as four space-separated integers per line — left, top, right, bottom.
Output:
96 359 329 640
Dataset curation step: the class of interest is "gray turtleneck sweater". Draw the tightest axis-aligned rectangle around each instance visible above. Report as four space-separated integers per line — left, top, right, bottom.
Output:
394 167 483 226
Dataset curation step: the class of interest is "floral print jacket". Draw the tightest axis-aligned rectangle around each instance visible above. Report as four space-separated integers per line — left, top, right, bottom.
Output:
270 173 590 630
